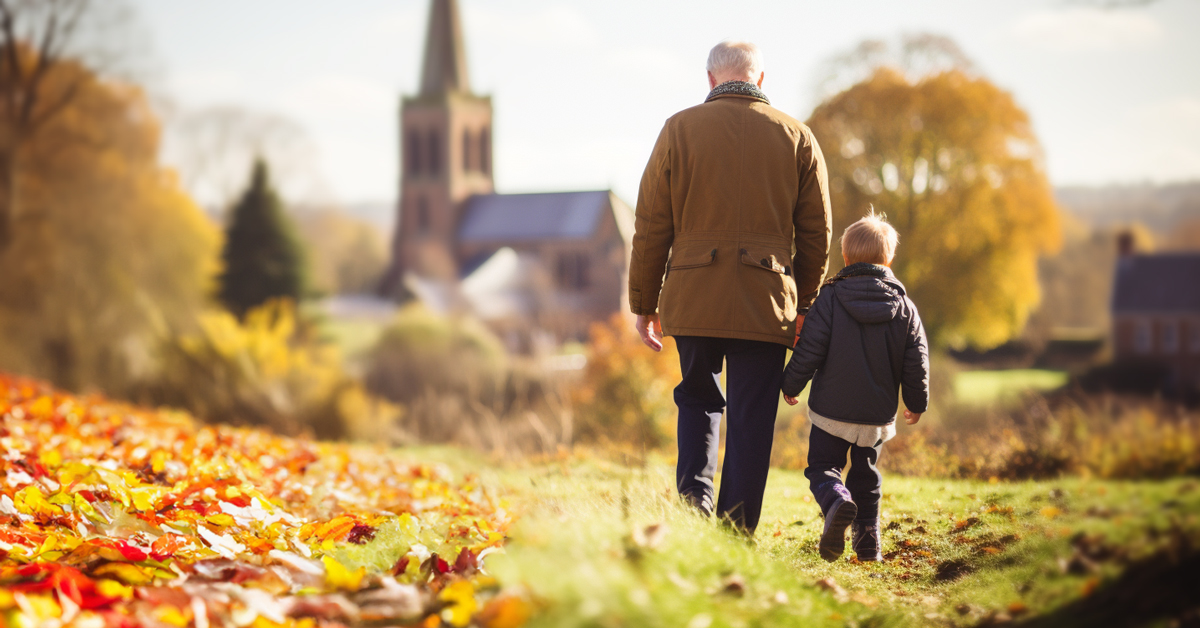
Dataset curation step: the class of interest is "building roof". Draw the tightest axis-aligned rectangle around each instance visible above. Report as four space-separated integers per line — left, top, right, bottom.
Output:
458 191 613 243
1112 253 1200 313
419 0 470 96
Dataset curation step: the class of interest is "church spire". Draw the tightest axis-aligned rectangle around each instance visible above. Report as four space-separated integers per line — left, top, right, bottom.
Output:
419 0 470 96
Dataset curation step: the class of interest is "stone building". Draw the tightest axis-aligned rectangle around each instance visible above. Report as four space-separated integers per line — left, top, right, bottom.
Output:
380 0 632 350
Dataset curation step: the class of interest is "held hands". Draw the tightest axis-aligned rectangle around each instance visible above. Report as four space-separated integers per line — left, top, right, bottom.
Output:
783 394 799 406
904 410 922 425
635 314 663 352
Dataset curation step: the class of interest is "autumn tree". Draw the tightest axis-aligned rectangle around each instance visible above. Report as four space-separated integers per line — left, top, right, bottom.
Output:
218 160 309 317
0 0 142 249
807 40 1060 349
0 53 220 391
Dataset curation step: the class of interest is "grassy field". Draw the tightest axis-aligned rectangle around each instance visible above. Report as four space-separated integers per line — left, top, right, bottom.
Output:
348 452 1200 627
953 370 1069 406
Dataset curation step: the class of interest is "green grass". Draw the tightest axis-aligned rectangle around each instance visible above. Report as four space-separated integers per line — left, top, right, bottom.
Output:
369 454 1196 627
954 369 1069 406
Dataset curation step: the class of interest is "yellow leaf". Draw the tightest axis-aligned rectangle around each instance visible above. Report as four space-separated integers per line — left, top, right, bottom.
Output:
15 485 62 517
74 493 102 522
151 450 169 474
439 580 477 628
96 580 134 601
1040 506 1061 520
322 555 365 591
154 606 190 627
205 513 236 527
93 562 157 586
39 449 62 469
131 486 167 512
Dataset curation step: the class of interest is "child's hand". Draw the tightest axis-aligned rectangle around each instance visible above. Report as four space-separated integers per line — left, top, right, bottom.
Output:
904 410 921 425
783 394 799 406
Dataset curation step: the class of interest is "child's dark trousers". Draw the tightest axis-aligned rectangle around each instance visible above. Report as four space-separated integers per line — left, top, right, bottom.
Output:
805 424 883 523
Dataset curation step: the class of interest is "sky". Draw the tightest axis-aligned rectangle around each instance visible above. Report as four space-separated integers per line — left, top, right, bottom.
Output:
131 0 1200 210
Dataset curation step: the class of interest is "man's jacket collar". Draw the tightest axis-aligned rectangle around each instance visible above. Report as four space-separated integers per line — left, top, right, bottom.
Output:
705 80 770 105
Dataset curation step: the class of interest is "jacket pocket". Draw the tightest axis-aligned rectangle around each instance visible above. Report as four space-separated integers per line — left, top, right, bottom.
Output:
667 243 718 274
740 246 791 275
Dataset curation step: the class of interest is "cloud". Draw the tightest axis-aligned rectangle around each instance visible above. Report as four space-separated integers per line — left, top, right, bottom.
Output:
1009 7 1163 52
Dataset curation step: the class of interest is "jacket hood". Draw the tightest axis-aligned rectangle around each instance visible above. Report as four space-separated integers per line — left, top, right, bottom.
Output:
833 275 906 324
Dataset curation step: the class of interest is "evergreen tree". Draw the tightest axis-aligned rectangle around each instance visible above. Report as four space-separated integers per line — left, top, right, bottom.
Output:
218 160 308 317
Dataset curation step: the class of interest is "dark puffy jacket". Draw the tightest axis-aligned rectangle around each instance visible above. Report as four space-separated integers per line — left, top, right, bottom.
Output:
781 264 929 425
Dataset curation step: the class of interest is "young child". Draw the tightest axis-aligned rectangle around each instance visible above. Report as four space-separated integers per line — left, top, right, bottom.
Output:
782 211 930 562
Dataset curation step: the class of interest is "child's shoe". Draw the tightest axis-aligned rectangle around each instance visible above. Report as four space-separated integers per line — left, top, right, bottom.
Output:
818 497 858 562
851 520 883 562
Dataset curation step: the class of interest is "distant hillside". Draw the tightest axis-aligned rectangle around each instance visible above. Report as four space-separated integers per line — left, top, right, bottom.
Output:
1056 181 1200 232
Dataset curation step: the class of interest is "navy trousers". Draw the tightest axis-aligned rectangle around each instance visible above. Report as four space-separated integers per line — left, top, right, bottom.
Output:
674 336 786 534
805 424 883 523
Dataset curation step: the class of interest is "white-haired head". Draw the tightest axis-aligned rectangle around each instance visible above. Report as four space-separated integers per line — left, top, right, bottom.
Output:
706 40 764 85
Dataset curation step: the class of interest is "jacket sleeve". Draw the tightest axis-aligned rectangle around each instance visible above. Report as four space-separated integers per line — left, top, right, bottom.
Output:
901 300 931 414
781 289 833 397
628 121 675 316
792 127 832 311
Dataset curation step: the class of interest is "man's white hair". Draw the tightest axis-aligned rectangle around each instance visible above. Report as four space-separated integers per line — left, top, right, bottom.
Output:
706 40 763 81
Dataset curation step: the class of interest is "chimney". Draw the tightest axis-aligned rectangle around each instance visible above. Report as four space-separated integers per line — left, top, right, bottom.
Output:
1117 230 1135 257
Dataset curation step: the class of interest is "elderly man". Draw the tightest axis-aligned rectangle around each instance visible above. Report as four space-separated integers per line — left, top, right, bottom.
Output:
628 40 832 534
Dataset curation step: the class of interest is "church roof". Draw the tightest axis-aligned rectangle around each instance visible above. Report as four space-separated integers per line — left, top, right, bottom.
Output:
419 0 470 96
458 191 613 243
1112 253 1200 313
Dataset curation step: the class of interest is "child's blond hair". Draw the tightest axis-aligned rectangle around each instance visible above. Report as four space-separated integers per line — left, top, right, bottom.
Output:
841 208 899 265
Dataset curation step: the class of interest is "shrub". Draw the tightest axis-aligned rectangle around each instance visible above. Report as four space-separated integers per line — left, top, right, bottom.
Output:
364 305 573 454
569 314 681 450
138 299 398 440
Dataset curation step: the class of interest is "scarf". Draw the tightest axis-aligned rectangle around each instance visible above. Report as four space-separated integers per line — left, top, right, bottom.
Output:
705 80 770 105
824 262 892 287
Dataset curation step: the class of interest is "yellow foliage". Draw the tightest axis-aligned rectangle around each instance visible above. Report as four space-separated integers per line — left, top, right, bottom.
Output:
147 299 400 438
0 49 220 392
808 68 1061 349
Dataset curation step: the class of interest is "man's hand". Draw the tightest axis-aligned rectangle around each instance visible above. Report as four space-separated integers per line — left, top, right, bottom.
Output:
635 314 663 351
793 314 806 348
783 394 799 406
904 410 922 425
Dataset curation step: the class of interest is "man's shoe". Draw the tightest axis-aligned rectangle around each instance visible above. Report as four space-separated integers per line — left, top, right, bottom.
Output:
818 497 858 562
851 520 883 562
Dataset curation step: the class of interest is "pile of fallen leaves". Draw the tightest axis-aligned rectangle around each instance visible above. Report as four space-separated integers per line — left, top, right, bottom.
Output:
0 374 528 627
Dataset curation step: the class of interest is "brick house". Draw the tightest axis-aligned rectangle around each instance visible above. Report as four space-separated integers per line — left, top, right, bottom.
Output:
1111 234 1200 393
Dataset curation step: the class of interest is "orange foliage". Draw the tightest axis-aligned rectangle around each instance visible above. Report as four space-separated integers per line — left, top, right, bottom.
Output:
570 314 681 449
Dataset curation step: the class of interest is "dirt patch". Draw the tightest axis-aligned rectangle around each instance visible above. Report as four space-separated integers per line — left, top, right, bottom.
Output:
935 559 975 581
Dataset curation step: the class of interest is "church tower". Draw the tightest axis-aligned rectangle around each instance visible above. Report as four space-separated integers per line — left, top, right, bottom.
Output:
382 0 493 292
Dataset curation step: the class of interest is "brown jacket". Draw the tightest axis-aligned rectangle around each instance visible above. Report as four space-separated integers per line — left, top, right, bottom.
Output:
628 89 833 346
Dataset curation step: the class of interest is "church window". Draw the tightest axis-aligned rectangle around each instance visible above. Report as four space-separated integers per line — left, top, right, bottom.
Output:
416 196 430 234
480 127 490 174
462 131 472 171
407 130 421 175
429 130 441 176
